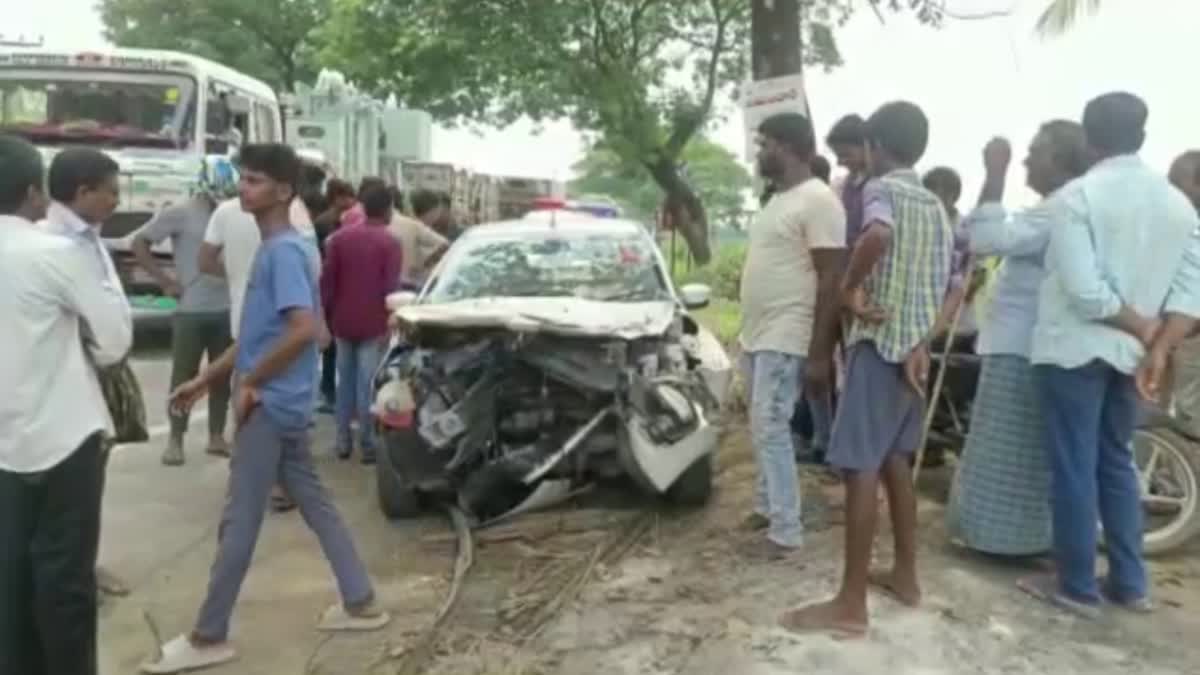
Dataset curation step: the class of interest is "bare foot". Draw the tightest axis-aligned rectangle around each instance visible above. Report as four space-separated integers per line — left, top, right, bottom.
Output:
779 599 867 639
868 568 921 607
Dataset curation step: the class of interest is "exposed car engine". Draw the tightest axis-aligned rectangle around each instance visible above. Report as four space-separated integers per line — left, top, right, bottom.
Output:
374 314 723 523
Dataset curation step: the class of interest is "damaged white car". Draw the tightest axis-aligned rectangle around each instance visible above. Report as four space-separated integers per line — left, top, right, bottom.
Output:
372 211 731 524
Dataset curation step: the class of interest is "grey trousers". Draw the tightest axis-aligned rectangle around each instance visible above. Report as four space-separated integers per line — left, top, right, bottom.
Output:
193 409 374 641
169 312 233 438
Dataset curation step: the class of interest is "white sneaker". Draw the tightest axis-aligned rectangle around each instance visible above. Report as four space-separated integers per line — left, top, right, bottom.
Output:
139 635 236 673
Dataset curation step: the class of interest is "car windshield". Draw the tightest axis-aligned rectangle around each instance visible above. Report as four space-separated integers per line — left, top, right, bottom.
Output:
427 230 671 303
0 70 196 149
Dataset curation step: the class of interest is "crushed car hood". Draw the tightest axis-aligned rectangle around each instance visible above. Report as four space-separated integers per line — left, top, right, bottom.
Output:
392 297 680 339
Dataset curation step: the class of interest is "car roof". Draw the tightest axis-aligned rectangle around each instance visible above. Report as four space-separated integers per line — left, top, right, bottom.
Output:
458 211 651 242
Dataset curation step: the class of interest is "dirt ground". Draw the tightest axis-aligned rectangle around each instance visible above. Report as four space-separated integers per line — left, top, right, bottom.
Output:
98 422 1200 675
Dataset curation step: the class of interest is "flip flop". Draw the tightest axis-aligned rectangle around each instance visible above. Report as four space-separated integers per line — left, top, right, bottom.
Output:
139 635 236 674
1016 573 1102 620
1098 576 1154 614
867 570 921 608
779 603 867 640
316 604 392 632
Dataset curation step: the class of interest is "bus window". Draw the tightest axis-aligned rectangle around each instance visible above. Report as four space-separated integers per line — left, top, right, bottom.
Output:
253 101 277 142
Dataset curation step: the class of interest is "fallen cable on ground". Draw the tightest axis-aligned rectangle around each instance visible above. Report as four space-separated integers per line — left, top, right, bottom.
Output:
389 504 474 674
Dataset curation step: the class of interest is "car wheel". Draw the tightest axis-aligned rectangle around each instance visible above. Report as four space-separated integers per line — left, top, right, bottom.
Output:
665 454 714 506
377 435 423 519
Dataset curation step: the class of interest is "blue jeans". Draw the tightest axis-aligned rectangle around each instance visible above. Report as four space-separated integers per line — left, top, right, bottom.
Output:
740 350 804 547
1035 361 1147 603
335 337 384 455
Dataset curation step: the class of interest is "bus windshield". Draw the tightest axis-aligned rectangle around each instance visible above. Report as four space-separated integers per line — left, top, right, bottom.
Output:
0 69 196 149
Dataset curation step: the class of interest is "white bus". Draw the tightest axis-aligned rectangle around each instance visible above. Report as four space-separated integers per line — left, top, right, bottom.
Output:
0 46 283 294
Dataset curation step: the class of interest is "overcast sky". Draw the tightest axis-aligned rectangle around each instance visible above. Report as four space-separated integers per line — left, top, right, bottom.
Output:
5 0 1195 207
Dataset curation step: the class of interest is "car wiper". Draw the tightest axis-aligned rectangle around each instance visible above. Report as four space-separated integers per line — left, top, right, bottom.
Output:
594 289 662 302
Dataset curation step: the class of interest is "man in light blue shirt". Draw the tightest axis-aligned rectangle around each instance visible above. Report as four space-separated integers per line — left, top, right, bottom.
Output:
1019 93 1200 618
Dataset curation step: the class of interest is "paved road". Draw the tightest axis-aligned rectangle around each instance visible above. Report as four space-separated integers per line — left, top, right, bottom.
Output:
98 326 436 674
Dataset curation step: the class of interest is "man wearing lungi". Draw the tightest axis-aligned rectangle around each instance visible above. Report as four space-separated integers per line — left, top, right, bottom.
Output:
946 122 1090 556
781 101 953 638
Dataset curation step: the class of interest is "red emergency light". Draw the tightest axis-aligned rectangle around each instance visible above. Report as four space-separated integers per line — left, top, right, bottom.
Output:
530 196 566 211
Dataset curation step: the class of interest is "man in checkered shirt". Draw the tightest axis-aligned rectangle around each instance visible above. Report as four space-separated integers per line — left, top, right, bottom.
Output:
781 101 953 638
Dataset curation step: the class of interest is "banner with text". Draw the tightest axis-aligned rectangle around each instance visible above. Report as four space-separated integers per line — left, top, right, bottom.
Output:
741 73 810 162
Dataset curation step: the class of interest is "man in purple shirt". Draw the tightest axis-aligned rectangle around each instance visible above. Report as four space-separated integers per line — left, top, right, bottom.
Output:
826 114 869 247
320 181 402 463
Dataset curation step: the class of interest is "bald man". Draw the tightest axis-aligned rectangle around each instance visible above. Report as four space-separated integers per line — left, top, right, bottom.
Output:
1169 151 1200 211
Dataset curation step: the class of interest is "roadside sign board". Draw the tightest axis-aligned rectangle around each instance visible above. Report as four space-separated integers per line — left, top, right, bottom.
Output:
741 73 809 162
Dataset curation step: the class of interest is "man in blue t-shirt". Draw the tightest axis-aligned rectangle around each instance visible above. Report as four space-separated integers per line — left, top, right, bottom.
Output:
143 144 390 674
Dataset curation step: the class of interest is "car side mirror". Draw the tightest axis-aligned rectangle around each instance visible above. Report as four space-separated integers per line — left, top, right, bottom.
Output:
678 283 711 310
386 290 418 311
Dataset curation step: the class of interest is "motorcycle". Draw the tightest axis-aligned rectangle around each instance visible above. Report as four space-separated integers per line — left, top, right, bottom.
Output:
928 336 1200 556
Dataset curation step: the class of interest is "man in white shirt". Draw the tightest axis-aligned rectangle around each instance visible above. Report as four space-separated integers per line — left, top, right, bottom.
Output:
40 148 138 602
0 136 133 675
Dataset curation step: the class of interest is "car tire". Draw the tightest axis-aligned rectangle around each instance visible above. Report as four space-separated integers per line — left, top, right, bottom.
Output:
666 454 714 506
377 437 422 519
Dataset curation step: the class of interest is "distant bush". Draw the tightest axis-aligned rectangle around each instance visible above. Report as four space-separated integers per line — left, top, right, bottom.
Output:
668 242 746 301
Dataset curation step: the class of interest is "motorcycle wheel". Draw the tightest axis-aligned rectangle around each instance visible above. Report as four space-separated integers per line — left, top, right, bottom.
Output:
1132 428 1200 556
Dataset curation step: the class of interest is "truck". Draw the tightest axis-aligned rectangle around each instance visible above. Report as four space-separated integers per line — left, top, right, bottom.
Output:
0 45 284 307
399 161 565 226
282 70 388 188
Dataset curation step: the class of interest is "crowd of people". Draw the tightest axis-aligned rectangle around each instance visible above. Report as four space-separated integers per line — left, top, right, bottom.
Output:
741 92 1200 637
3 86 1200 673
0 132 463 673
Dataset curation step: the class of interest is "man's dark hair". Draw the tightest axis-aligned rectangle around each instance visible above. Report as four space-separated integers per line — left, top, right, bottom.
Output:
0 134 45 214
358 176 386 199
1177 150 1200 183
325 178 355 202
922 166 962 204
758 112 816 160
438 191 452 208
301 164 326 189
810 155 832 184
1082 92 1148 156
47 147 119 203
236 143 301 196
865 101 929 167
826 114 866 147
1039 119 1090 178
411 189 442 217
361 181 394 220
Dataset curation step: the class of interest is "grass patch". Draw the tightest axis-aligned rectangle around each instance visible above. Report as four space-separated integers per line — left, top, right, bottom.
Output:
691 298 741 346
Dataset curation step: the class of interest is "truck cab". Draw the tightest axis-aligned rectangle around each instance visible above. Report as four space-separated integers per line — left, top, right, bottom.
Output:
0 47 282 303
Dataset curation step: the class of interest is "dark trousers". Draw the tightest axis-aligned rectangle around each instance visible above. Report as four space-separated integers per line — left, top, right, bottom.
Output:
320 340 337 403
0 433 106 675
169 312 233 438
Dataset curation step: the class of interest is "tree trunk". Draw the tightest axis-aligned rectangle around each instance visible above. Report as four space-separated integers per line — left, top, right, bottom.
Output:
647 159 712 265
751 0 803 80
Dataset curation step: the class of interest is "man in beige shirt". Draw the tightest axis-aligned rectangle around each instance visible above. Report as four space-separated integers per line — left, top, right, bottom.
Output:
739 113 847 558
388 199 449 290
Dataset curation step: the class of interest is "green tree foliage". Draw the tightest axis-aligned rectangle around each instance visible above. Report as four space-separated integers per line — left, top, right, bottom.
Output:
97 0 332 91
1034 0 1104 37
571 136 752 229
322 0 937 264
